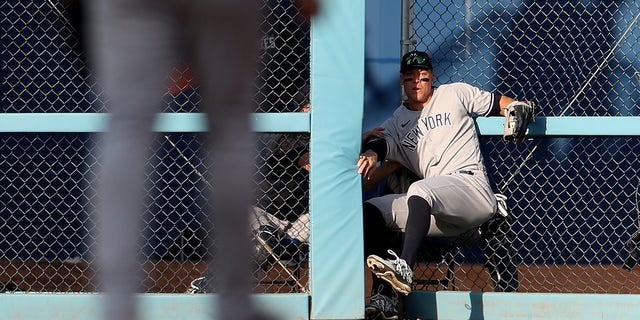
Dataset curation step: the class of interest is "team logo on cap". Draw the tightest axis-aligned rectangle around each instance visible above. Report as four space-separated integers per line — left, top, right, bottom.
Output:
401 51 432 72
405 52 426 66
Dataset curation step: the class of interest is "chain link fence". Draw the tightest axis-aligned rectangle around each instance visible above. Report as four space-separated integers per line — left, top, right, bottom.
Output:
1 0 310 293
3 0 640 297
406 0 640 294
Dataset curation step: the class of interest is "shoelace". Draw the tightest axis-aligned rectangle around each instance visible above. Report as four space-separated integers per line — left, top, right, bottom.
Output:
369 292 397 313
386 250 413 281
187 276 207 293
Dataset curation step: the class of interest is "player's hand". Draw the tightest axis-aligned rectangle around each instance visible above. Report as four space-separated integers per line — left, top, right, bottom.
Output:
503 101 534 143
357 149 378 179
362 127 385 143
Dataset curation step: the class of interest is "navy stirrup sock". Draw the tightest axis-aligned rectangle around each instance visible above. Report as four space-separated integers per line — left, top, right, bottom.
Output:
401 196 432 266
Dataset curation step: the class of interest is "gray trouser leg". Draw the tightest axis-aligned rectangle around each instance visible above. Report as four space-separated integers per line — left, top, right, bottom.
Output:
89 1 175 320
185 3 260 319
88 0 263 319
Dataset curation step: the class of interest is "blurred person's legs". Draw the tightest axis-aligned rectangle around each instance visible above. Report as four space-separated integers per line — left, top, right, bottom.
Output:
88 0 264 319
187 2 261 319
88 1 176 320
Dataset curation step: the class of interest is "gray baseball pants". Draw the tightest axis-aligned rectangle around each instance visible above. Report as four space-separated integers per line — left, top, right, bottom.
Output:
366 170 497 237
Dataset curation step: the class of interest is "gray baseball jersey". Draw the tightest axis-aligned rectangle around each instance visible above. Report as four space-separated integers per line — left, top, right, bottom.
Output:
381 82 494 177
367 82 498 237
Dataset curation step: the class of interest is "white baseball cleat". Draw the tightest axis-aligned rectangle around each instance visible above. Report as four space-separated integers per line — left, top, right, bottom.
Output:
366 250 413 296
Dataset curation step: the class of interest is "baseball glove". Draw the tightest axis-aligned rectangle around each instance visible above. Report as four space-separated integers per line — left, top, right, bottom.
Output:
503 101 534 143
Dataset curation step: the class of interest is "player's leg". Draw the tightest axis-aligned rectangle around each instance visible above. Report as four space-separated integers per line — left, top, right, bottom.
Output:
182 2 266 319
398 173 497 292
86 1 177 319
363 201 402 319
411 173 496 237
365 190 429 296
400 195 432 266
367 173 496 295
364 194 413 296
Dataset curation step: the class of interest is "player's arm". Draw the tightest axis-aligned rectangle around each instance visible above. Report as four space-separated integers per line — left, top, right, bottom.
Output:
488 94 516 116
357 130 388 179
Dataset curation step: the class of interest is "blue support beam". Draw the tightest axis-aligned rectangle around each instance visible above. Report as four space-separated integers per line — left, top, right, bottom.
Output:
308 0 366 319
0 113 310 133
2 114 639 136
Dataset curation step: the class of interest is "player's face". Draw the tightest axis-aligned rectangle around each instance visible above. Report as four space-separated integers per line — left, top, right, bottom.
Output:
401 69 434 105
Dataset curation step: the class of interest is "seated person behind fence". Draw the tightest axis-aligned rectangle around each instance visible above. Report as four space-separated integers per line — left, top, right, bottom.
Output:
252 102 311 265
357 50 533 320
186 103 309 293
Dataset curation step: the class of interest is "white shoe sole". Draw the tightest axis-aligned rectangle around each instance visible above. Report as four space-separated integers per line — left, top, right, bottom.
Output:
366 256 412 296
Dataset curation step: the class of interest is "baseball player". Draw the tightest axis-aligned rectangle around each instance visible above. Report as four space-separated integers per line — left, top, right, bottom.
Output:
357 50 533 319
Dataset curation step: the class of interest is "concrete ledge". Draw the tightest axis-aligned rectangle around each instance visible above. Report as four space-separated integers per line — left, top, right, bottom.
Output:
0 293 309 320
405 291 640 320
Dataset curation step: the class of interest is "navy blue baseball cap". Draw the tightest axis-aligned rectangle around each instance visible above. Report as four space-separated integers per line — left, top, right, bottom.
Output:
400 50 433 72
